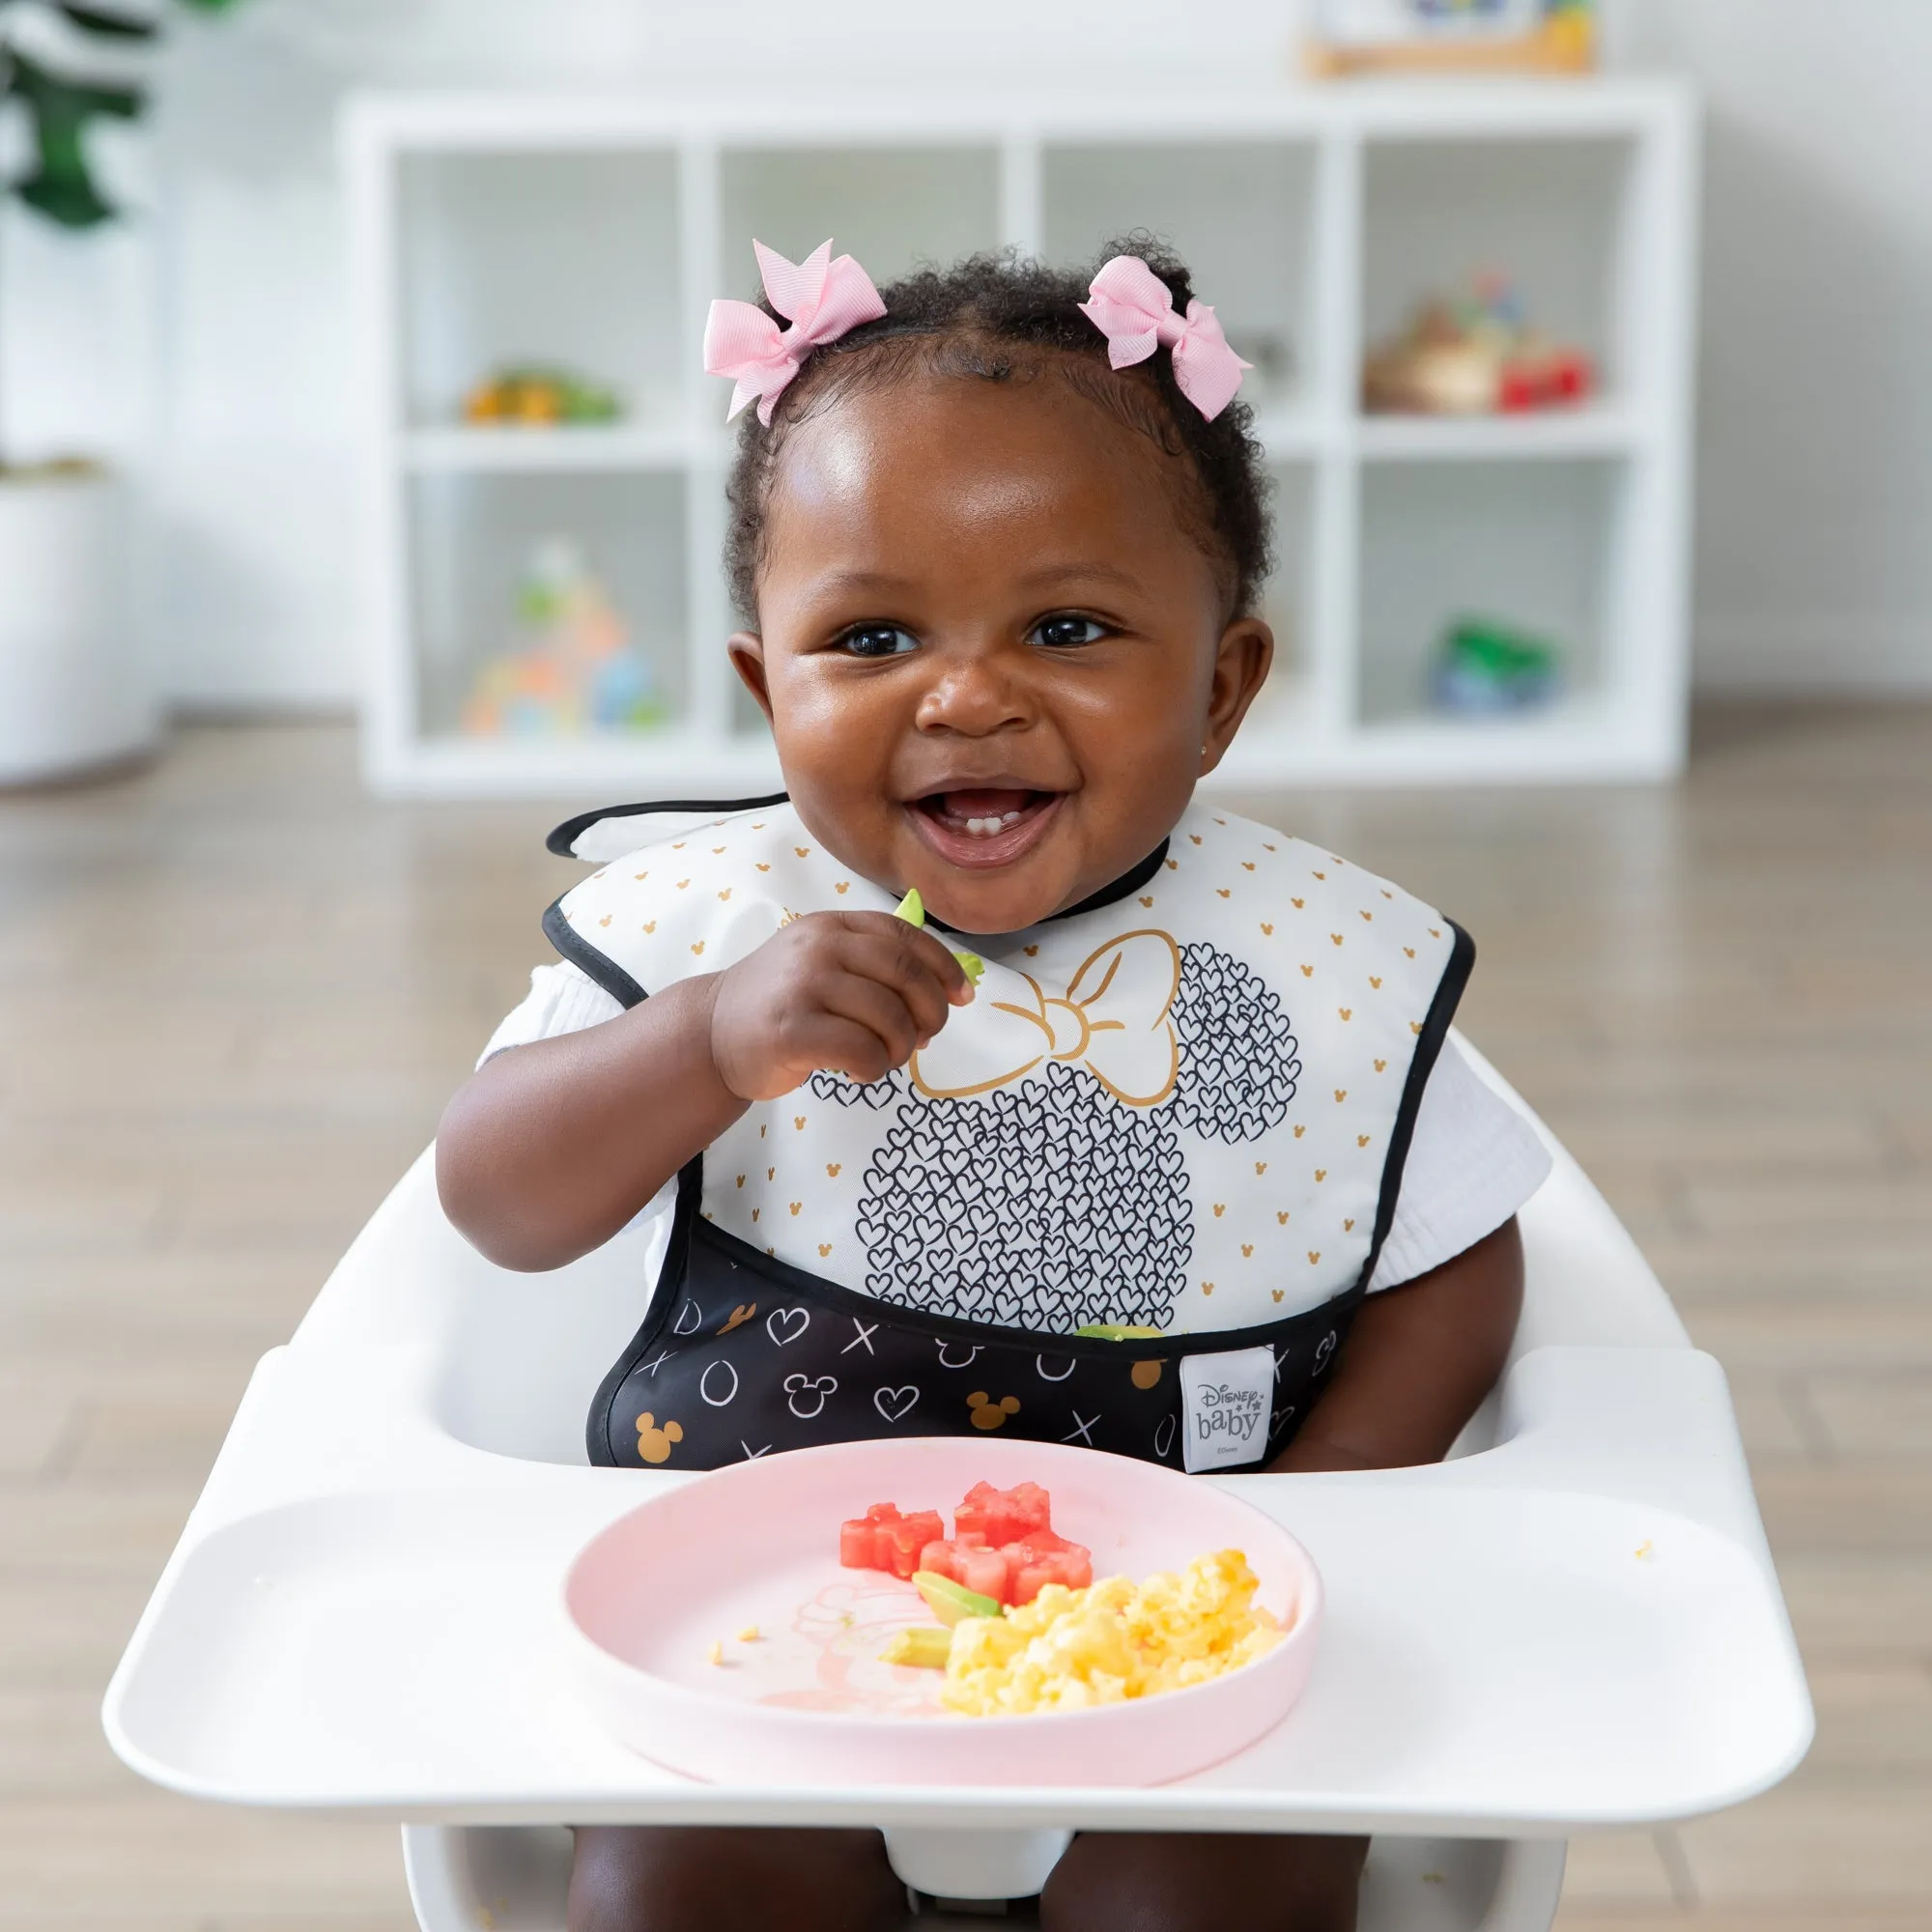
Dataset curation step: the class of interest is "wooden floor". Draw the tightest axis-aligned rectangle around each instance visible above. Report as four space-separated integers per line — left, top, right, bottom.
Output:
2 706 1928 1931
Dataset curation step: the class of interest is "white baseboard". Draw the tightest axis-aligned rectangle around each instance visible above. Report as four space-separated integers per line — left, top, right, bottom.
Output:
1693 615 1932 693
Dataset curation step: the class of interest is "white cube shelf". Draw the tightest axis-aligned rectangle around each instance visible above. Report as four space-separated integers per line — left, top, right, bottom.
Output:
345 82 1697 796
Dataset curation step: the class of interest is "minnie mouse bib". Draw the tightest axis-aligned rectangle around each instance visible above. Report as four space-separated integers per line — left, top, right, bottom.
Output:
544 796 1471 1470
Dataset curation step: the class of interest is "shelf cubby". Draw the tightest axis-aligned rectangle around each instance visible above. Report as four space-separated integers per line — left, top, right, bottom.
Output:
1357 456 1618 728
407 469 689 741
397 148 682 433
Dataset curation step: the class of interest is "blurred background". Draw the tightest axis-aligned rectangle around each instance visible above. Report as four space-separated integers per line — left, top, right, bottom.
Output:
1 3 1926 1929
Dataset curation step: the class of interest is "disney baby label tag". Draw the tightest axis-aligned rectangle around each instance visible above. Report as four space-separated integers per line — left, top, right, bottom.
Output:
1178 1347 1274 1474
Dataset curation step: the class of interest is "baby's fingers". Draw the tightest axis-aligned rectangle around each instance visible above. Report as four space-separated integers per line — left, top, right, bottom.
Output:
838 922 967 1037
815 970 924 1071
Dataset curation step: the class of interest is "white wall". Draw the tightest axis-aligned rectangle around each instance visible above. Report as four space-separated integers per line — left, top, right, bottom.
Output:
3 0 1929 705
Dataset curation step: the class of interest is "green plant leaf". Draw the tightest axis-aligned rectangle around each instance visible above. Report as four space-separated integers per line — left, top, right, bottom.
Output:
8 56 144 229
53 4 160 40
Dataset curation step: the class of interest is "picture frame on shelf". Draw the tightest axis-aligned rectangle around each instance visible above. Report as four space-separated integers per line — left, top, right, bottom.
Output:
1303 0 1595 78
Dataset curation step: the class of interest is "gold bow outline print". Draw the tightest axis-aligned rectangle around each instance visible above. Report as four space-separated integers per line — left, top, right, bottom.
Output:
909 929 1181 1106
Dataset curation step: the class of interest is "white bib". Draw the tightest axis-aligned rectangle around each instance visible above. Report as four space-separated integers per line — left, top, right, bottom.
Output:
549 798 1467 1340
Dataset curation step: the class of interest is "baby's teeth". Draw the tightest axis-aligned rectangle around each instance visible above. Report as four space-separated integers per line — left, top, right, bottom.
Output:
958 808 1029 837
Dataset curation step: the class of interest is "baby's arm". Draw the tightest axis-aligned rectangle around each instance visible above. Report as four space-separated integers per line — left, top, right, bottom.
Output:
436 912 970 1271
1268 1217 1523 1473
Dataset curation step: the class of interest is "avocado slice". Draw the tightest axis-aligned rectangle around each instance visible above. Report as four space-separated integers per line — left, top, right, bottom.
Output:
892 890 985 985
913 1570 1002 1626
881 1625 953 1669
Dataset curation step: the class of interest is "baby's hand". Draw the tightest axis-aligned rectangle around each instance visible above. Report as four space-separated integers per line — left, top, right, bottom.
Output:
708 912 974 1102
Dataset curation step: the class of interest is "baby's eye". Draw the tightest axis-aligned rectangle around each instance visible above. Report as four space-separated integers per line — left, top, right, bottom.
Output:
838 624 919 659
1031 614 1109 650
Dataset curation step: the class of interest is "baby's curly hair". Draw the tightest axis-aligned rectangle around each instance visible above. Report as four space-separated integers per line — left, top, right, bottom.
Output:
723 239 1275 626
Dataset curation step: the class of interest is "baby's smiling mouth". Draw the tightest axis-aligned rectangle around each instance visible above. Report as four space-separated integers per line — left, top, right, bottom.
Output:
908 786 1064 869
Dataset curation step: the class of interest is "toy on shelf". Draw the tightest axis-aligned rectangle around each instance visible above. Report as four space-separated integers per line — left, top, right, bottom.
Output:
462 364 623 427
1305 0 1593 78
1363 275 1594 416
459 537 666 737
1432 616 1563 715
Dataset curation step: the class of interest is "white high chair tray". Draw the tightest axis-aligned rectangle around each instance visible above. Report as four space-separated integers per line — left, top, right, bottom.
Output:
104 1335 1808 1837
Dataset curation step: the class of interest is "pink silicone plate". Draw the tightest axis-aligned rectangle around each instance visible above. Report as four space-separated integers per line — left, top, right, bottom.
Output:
562 1435 1322 1787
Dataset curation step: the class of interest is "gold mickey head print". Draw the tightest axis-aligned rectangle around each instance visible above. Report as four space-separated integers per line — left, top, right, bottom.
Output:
795 845 810 857
1242 861 1256 871
752 821 767 830
1140 895 1154 907
677 878 690 889
1165 858 1179 871
1212 1203 1226 1217
634 870 648 880
794 1115 806 1129
1345 1217 1356 1232
1360 910 1374 923
1130 1359 1163 1389
1264 842 1276 852
1216 888 1232 898
756 862 772 871
672 842 686 851
721 1303 757 1334
1255 1161 1267 1175
1294 1124 1306 1139
818 1242 833 1257
1382 890 1394 899
1404 946 1415 958
1271 1289 1285 1302
1307 1250 1321 1264
1261 922 1274 935
735 1174 746 1187
1201 1281 1214 1294
1334 1088 1348 1101
690 941 706 955
1189 835 1203 845
835 881 850 894
1375 1058 1387 1071
598 913 612 927
642 920 657 933
767 1165 775 1179
1429 927 1441 938
1358 1134 1372 1148
789 1202 802 1216
826 1162 841 1177
1411 1021 1424 1036
1300 964 1314 978
713 845 727 855
1292 896 1304 909
1214 816 1227 826
1370 976 1382 988
1313 869 1326 880
1339 1008 1352 1021
1241 1243 1254 1258
1330 933 1344 946
1315 1167 1327 1181
967 1391 1020 1430
1024 944 1039 956
1277 1210 1290 1224
635 1411 684 1463
752 1208 760 1221
718 888 731 900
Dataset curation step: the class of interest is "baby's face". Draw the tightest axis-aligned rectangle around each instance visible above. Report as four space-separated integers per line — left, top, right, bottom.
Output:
731 368 1272 934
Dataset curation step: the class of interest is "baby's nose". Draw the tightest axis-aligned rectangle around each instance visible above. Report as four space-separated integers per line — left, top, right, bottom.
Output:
914 651 1033 734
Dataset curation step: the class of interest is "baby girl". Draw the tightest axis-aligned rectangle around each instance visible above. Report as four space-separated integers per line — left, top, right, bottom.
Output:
439 238 1550 1932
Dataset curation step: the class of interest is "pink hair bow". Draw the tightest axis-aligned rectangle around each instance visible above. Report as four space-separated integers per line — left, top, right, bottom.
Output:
702 240 888 426
1078 255 1252 421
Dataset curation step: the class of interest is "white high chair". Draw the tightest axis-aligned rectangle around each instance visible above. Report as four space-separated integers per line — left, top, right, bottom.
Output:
102 1038 1810 1932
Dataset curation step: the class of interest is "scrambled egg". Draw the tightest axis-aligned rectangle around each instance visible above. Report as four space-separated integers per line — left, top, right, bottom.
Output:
941 1549 1283 1716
